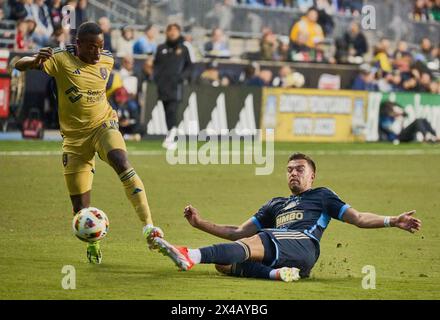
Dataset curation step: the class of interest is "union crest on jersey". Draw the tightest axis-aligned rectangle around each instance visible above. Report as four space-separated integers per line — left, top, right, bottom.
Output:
100 68 108 80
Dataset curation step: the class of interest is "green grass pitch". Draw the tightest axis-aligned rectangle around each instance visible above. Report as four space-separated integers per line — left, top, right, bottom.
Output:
0 140 439 299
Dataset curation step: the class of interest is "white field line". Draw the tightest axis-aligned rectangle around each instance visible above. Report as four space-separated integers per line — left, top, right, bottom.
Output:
1 149 440 156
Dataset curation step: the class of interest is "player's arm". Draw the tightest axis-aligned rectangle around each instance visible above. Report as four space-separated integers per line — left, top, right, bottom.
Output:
342 207 422 233
184 205 258 241
14 47 53 71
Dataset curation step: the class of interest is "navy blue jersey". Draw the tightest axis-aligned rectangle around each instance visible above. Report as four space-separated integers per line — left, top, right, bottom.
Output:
251 187 350 244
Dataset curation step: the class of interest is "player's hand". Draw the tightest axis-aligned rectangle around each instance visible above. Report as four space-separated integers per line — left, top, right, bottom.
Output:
34 47 53 68
183 205 202 228
394 210 422 233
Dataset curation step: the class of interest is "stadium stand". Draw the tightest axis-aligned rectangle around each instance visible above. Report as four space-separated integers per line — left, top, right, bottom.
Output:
1 0 439 141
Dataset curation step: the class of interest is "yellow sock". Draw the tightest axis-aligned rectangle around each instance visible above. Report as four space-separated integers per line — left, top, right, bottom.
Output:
119 168 153 226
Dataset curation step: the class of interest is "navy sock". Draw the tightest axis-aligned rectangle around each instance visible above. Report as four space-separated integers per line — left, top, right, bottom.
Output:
199 242 249 265
230 261 273 279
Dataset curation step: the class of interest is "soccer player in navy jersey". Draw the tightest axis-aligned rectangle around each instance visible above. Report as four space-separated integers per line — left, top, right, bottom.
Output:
154 153 422 282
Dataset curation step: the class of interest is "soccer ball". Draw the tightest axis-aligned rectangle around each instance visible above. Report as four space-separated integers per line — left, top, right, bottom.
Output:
72 207 109 242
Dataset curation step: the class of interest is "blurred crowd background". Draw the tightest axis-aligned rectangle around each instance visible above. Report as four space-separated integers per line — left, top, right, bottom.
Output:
0 0 439 140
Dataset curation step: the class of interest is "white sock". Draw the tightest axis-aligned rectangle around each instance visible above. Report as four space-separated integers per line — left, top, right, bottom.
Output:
188 249 201 264
269 269 280 280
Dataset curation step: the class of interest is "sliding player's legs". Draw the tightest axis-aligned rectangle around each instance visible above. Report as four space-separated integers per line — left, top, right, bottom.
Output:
214 232 303 281
155 233 270 270
155 230 313 281
93 121 161 243
154 234 266 271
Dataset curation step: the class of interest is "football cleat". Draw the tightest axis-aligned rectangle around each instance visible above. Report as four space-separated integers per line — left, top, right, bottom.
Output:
143 225 164 250
153 237 194 271
87 241 102 264
277 267 300 282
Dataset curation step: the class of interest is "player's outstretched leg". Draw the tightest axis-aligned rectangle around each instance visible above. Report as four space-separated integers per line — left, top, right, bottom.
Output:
215 262 300 282
154 234 263 271
105 149 163 247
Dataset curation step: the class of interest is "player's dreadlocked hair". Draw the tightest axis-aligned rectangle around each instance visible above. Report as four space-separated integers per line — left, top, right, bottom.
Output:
288 153 316 173
77 22 103 39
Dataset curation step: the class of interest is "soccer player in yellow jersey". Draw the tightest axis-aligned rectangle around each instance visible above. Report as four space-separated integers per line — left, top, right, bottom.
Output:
15 22 164 264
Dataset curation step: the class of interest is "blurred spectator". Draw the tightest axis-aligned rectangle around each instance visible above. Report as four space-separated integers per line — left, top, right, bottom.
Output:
379 100 439 143
109 87 142 141
432 0 440 21
47 22 66 48
296 0 314 12
16 17 37 49
373 38 393 73
351 63 378 91
276 36 290 61
98 16 112 52
15 18 31 49
316 0 335 36
119 55 134 79
240 62 259 84
246 68 273 87
198 61 221 86
154 23 194 150
414 37 435 64
119 55 138 92
337 21 368 64
136 57 154 88
401 67 423 92
29 0 53 47
133 23 157 55
337 0 363 16
393 41 410 60
289 7 324 52
114 25 134 57
48 0 62 26
260 28 277 60
183 33 203 62
272 65 305 88
116 55 141 136
197 61 230 87
205 0 234 31
8 0 33 21
419 71 434 92
76 0 88 26
412 0 431 21
204 27 231 58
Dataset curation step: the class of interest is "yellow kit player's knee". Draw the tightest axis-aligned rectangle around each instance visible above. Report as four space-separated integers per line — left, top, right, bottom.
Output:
64 170 94 196
62 152 95 196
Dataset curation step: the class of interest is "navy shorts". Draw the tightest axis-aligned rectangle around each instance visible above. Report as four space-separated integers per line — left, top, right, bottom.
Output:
258 229 320 278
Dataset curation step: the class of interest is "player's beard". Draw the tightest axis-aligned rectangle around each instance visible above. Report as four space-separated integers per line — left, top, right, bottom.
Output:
288 179 306 195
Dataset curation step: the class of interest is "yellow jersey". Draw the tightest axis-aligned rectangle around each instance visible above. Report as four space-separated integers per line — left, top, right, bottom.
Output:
42 47 117 138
